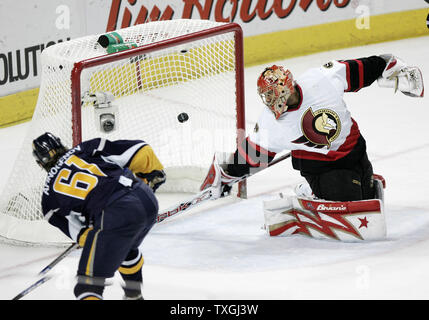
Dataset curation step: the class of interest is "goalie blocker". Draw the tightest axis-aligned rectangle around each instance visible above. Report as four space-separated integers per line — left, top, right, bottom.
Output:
264 175 386 241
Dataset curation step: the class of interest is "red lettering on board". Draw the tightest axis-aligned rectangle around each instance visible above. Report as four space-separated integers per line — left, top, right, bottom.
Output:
106 0 351 32
107 0 174 31
182 0 213 19
213 0 239 22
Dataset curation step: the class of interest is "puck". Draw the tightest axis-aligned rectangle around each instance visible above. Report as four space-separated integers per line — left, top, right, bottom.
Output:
177 112 189 123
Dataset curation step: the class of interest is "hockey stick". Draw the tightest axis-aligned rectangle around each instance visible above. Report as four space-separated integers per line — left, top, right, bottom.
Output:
156 152 291 223
12 242 79 300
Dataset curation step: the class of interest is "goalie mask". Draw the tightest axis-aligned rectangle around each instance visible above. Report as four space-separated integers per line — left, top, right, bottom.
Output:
257 65 295 119
32 132 68 171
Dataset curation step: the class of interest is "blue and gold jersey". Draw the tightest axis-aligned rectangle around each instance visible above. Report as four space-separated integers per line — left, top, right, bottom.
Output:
41 138 163 238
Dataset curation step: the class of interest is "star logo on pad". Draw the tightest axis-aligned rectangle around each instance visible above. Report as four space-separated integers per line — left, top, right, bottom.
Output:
358 217 369 229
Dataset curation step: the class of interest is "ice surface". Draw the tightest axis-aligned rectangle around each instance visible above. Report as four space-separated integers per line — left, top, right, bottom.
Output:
0 35 428 300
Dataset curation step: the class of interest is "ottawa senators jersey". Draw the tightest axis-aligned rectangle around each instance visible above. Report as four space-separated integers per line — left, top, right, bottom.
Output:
41 138 163 237
242 56 386 174
250 60 359 158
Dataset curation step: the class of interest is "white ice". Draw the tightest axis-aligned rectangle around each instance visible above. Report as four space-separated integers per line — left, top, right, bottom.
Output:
0 35 428 300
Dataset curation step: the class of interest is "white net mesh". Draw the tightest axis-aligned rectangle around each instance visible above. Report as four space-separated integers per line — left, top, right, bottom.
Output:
0 20 244 245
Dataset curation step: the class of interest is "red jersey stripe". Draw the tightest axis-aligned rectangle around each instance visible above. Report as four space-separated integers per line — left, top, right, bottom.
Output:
246 137 277 158
238 142 260 167
353 59 364 92
338 61 351 92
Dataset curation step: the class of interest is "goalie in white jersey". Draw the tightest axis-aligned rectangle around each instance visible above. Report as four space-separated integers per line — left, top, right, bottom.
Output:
201 54 423 241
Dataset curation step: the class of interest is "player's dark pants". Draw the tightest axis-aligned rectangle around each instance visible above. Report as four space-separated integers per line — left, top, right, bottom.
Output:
77 180 158 281
301 152 375 201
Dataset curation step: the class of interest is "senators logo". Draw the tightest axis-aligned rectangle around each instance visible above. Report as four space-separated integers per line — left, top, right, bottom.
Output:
292 107 341 148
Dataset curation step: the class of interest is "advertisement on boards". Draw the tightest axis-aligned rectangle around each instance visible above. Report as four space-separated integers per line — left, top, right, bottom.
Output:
0 0 426 97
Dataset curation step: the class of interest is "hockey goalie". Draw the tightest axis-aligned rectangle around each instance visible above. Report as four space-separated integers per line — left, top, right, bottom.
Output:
201 54 424 241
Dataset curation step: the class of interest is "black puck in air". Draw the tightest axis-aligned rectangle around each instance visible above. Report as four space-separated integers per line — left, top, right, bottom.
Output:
177 112 189 123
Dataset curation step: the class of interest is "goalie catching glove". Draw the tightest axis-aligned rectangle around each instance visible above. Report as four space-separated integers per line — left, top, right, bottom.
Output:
378 54 424 97
200 153 241 200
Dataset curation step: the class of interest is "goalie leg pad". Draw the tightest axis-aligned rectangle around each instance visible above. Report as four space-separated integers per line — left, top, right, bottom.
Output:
263 196 386 241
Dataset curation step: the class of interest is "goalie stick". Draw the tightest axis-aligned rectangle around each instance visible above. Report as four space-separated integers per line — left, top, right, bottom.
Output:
12 242 79 300
156 152 291 223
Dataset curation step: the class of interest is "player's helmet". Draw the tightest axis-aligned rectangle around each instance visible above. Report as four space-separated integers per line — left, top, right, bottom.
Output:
257 65 295 119
32 132 68 171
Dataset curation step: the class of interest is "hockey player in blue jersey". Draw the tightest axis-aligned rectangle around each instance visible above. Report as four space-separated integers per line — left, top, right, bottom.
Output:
32 132 166 300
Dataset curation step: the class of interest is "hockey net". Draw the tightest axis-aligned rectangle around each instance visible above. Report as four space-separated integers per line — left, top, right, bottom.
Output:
0 20 245 246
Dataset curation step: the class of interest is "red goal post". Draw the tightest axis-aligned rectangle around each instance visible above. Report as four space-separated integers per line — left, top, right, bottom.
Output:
71 22 247 198
71 23 245 145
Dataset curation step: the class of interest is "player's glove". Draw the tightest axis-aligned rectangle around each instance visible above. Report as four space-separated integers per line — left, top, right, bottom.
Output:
136 170 166 192
76 227 93 248
200 153 240 200
67 211 92 247
377 54 424 97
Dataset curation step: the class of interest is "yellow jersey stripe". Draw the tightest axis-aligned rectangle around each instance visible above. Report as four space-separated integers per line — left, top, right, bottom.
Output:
118 256 144 275
82 296 102 300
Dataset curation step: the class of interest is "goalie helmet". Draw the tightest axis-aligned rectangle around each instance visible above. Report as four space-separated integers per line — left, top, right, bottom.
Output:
257 65 295 119
32 132 68 171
